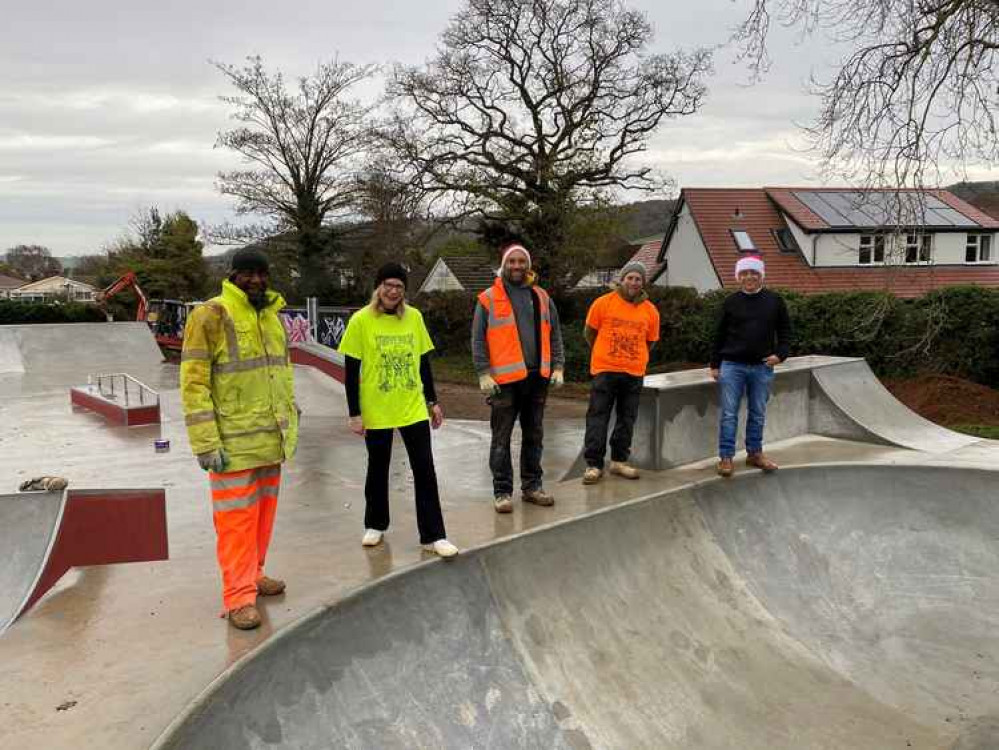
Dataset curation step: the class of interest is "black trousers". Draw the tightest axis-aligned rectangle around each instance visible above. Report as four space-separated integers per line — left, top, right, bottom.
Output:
363 420 446 544
488 372 549 497
583 372 643 469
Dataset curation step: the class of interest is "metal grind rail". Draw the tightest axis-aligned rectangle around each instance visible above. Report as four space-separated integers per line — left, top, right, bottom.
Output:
88 373 160 407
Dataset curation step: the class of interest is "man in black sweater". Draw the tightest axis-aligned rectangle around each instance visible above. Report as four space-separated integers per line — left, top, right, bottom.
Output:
709 255 792 477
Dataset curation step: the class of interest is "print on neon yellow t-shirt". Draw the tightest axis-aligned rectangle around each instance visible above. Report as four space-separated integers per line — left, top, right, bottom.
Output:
339 306 435 430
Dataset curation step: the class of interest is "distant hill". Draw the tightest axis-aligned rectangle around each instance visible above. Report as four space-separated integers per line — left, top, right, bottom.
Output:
948 181 999 220
616 198 675 241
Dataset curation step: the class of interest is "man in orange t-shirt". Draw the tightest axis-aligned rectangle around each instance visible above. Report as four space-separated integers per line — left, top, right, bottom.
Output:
582 260 660 484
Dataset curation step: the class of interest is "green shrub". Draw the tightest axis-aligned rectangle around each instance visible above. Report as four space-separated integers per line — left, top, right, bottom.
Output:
416 285 999 388
0 300 106 325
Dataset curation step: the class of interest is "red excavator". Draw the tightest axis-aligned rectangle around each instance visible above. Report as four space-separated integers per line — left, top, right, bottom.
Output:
97 272 197 351
96 271 148 322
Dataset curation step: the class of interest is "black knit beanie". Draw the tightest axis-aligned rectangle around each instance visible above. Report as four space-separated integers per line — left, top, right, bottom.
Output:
230 248 270 275
375 262 408 288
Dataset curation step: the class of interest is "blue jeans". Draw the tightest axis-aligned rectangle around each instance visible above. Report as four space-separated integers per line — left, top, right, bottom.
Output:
718 361 774 459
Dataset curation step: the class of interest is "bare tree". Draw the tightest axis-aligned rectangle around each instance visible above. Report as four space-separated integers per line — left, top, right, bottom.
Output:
3 245 62 281
736 0 999 188
384 0 711 290
213 56 377 296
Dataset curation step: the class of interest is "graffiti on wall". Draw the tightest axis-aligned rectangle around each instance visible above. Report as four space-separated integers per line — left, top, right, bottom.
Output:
279 307 355 349
281 311 312 343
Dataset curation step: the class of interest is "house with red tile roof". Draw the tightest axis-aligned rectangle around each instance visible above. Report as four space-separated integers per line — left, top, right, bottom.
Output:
651 187 999 298
617 237 663 281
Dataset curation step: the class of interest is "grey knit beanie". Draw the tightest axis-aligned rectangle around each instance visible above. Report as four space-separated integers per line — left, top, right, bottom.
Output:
619 260 647 283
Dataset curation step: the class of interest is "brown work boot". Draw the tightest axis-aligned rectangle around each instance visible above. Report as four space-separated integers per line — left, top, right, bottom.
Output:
746 452 779 473
582 466 603 485
717 458 734 478
228 604 261 630
523 488 555 507
257 576 286 596
493 494 513 514
609 461 640 480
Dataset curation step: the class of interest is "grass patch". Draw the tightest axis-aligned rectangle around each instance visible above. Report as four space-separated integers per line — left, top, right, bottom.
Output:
951 424 999 439
431 352 477 385
431 350 589 400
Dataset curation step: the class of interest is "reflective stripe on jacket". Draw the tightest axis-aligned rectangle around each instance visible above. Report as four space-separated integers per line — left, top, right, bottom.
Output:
476 277 552 384
180 280 299 472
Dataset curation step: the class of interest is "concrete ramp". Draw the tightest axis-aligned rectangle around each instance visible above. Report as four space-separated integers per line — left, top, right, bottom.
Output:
811 358 978 453
0 492 65 634
0 328 25 374
0 322 165 395
0 488 169 636
155 464 999 749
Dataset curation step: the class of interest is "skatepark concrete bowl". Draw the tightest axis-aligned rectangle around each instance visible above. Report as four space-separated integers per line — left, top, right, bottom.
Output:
154 463 999 750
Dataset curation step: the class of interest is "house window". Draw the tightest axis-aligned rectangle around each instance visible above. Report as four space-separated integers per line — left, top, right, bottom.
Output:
731 230 756 252
859 235 885 265
772 227 799 253
966 234 993 263
904 234 932 264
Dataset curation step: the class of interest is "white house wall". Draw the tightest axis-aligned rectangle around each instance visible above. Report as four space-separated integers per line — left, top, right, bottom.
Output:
782 215 815 266
656 203 720 291
810 230 999 267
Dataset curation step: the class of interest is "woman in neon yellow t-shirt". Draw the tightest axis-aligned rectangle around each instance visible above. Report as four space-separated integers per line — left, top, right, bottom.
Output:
338 263 458 558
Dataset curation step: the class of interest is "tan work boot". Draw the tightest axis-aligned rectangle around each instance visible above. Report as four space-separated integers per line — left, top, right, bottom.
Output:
717 458 734 478
746 452 779 472
257 576 286 597
609 461 640 480
582 467 603 485
228 604 261 630
493 495 513 514
523 488 555 507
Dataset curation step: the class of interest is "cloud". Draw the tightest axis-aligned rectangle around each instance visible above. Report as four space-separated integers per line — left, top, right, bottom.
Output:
0 134 114 151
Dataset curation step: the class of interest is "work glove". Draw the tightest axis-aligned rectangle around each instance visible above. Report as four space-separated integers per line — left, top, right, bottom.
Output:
478 374 501 396
197 449 228 473
550 369 565 388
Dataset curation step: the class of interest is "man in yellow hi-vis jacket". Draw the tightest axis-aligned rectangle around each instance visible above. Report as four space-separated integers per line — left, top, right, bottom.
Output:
181 248 299 630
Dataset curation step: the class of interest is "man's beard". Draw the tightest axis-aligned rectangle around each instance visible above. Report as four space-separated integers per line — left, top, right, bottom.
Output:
247 289 268 309
620 286 641 301
502 268 527 285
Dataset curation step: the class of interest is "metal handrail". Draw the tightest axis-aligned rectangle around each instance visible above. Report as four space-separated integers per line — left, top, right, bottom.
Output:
87 373 159 407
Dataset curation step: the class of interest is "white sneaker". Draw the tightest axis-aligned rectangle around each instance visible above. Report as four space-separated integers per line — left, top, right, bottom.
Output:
423 539 459 559
361 529 384 547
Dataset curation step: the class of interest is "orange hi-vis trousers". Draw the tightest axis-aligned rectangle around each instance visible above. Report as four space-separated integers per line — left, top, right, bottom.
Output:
209 464 281 611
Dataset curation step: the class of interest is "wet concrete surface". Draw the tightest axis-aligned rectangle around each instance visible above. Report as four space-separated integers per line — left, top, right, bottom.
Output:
1 335 995 749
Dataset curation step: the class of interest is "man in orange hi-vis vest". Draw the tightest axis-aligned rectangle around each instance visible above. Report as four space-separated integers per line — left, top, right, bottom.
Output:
181 248 299 631
472 241 565 514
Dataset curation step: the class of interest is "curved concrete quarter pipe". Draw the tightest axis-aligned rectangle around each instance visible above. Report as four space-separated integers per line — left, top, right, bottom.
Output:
0 488 168 636
155 464 999 750
566 356 980 477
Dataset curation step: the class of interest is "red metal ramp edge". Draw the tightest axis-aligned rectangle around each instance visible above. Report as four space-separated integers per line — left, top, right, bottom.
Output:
1 488 168 635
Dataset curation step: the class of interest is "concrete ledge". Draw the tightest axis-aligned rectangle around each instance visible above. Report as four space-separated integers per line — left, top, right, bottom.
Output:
70 386 161 426
290 342 345 382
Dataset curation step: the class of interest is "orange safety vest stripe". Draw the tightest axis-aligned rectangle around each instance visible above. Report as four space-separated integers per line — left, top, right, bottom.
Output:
477 278 552 384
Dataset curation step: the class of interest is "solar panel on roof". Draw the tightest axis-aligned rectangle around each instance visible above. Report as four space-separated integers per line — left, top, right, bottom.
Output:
794 191 852 225
790 190 980 228
821 192 881 225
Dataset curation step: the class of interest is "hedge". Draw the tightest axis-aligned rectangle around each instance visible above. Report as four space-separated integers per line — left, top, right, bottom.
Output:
0 300 106 325
416 285 999 389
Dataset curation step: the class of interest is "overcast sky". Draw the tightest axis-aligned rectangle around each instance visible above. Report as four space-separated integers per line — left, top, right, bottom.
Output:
1 0 991 255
